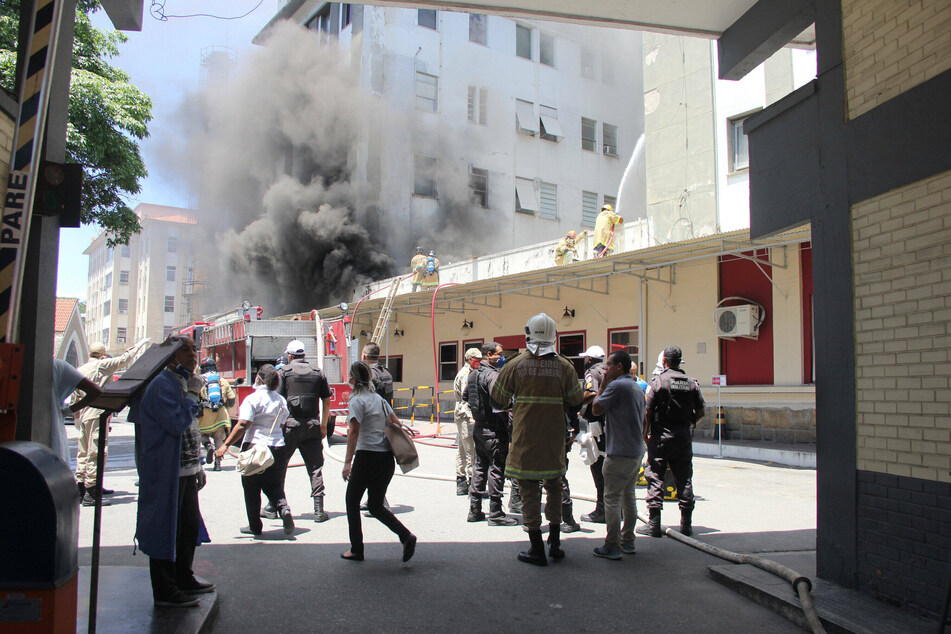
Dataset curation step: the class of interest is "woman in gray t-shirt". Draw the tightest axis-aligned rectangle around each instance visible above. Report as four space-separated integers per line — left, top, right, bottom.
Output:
340 361 417 563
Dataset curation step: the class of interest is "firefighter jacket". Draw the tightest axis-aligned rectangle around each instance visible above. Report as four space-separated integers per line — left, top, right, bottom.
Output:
594 208 623 249
646 368 705 442
75 343 144 424
410 254 427 284
491 351 584 480
465 361 507 433
199 377 235 434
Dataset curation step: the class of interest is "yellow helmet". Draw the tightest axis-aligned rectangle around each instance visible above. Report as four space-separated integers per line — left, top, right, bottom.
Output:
601 204 613 212
566 230 576 239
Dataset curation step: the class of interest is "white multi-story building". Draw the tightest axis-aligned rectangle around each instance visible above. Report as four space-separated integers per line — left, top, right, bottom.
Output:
258 2 645 255
83 204 199 354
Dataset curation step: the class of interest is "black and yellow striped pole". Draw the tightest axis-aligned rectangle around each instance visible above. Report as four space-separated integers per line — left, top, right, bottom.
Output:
1 0 67 344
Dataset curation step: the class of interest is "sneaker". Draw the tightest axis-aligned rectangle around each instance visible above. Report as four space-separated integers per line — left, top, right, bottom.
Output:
593 546 622 560
154 592 199 608
281 511 295 536
621 543 636 555
561 520 582 533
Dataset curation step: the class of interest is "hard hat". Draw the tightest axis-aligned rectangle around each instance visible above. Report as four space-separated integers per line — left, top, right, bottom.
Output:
567 230 576 239
524 313 556 356
200 357 216 371
415 246 423 253
601 203 613 212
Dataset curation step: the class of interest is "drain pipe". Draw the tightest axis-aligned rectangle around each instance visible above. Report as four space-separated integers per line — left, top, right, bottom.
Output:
639 278 646 376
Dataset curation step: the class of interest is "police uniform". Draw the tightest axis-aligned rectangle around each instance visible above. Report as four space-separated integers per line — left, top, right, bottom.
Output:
279 358 332 520
643 366 705 524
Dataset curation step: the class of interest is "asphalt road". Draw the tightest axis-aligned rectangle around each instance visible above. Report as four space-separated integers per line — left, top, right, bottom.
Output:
71 417 816 633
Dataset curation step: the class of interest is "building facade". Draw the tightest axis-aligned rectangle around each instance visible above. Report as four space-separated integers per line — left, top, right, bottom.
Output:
259 2 646 257
83 204 198 354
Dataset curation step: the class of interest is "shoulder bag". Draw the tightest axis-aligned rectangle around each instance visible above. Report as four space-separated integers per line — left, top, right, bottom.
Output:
237 405 285 476
380 395 419 473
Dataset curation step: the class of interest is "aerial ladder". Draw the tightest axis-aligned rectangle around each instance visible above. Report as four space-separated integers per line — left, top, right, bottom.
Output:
371 277 402 343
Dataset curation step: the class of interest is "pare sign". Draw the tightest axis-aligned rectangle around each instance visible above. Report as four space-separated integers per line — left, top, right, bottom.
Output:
711 375 727 386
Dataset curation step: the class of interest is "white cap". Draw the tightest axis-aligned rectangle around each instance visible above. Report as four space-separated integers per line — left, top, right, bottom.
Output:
652 349 665 375
285 340 306 356
464 347 483 360
579 345 605 359
524 313 556 356
89 342 107 356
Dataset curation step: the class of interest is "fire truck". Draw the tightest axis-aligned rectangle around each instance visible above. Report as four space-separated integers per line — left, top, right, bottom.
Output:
197 304 353 436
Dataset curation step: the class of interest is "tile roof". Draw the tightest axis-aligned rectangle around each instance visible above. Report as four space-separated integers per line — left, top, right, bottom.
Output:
54 297 79 333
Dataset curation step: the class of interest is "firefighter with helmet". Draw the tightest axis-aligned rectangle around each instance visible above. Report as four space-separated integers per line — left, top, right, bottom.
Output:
594 204 623 257
410 246 427 292
421 250 440 288
554 229 588 265
199 357 236 471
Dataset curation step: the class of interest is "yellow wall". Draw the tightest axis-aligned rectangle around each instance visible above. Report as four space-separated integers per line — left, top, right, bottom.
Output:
852 169 951 483
771 245 805 385
842 0 951 120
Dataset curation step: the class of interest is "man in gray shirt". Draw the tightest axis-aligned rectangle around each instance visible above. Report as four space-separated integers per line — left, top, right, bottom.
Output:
591 350 646 560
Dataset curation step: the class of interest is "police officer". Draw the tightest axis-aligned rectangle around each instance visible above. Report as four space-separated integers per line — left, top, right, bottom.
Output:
579 345 608 523
279 339 333 523
464 341 517 526
637 345 705 537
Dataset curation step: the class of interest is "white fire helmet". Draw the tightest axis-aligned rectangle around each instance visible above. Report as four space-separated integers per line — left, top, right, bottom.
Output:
524 313 556 356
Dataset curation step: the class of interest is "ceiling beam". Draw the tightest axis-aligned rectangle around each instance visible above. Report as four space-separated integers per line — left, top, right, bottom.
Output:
717 0 815 80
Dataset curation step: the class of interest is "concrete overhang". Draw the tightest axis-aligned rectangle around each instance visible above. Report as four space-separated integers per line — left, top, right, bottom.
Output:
99 0 144 31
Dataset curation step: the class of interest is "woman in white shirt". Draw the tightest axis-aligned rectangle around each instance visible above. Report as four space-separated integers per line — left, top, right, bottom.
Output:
216 364 293 537
341 361 417 562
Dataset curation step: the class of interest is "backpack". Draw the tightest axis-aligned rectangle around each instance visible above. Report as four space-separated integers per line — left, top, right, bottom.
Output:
371 363 394 406
204 371 222 410
281 363 324 421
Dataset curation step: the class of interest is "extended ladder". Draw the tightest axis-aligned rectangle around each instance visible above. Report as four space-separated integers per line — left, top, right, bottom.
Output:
371 278 401 343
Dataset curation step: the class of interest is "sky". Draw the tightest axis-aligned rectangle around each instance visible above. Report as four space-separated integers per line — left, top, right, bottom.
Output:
55 0 277 300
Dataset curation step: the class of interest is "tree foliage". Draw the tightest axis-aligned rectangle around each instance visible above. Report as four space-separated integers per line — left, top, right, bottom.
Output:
0 0 152 246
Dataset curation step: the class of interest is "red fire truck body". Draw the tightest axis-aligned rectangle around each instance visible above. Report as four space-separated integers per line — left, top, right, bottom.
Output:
198 308 352 433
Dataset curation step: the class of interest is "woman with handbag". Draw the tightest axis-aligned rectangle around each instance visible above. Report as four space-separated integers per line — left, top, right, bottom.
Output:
341 361 417 562
216 364 294 537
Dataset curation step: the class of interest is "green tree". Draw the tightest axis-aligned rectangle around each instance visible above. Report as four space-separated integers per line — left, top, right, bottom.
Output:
0 0 152 246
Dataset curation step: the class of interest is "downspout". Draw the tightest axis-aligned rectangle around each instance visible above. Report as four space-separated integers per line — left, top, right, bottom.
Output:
709 40 722 234
639 278 646 377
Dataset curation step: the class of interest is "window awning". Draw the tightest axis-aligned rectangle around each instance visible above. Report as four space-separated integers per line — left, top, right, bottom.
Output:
515 100 538 134
515 178 539 211
539 114 563 138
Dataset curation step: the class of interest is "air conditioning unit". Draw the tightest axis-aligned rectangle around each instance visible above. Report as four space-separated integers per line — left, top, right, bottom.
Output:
715 304 761 338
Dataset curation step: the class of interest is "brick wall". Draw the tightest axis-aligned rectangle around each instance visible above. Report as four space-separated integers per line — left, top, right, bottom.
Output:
694 406 816 444
857 470 951 615
842 0 951 120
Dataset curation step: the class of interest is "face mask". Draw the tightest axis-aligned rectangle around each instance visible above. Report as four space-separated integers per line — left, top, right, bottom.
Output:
496 355 506 369
174 364 192 378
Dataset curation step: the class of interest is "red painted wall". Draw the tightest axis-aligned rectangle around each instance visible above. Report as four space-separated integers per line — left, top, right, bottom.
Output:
719 249 774 385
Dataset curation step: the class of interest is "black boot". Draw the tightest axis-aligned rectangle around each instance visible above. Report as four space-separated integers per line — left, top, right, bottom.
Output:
680 509 693 536
455 477 468 496
488 498 518 526
518 530 548 566
467 497 486 522
581 505 606 523
313 497 329 523
560 506 581 533
637 508 663 537
547 524 564 560
260 503 278 520
508 482 522 514
77 482 86 500
81 487 112 507
213 456 221 471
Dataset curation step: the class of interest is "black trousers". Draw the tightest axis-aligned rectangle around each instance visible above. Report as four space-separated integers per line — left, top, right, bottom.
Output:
148 474 200 600
241 443 291 533
469 426 508 500
345 450 411 555
589 434 606 510
643 437 695 511
282 422 325 498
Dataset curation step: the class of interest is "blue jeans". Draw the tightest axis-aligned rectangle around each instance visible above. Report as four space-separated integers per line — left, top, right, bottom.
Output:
602 452 644 549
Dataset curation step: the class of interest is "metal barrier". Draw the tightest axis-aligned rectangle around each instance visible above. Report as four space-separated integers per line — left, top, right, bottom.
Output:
438 388 456 435
393 385 436 426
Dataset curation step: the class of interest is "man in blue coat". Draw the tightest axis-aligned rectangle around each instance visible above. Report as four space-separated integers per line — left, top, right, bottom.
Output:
134 336 213 607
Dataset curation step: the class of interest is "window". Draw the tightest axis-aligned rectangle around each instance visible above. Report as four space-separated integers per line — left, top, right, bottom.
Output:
602 54 615 85
539 32 555 66
167 236 177 253
581 47 596 78
104 272 112 288
468 13 486 44
116 327 127 344
558 332 586 378
103 300 111 317
467 86 487 125
119 270 129 285
165 296 175 313
516 24 532 60
106 247 113 262
604 194 617 210
539 105 563 142
418 9 437 30
538 182 557 220
469 166 488 208
118 298 128 314
462 338 484 353
439 342 458 381
101 329 109 346
609 327 639 373
415 71 438 112
341 3 352 28
729 116 750 171
602 123 618 156
581 117 598 152
582 191 598 227
515 177 538 214
306 5 332 45
414 156 437 197
120 244 130 257
515 99 537 135
166 266 176 282
386 356 404 382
